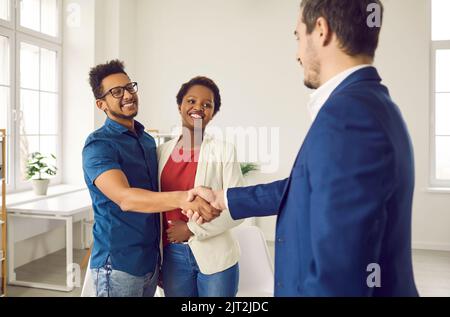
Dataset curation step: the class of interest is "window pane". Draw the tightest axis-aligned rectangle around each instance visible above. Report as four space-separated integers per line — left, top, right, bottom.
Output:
0 34 9 86
40 92 57 134
19 135 39 179
0 87 9 130
20 0 41 33
20 89 39 135
436 136 450 180
435 50 450 93
20 42 40 90
40 47 57 92
436 93 450 136
0 0 9 21
40 135 57 158
432 0 450 41
41 0 57 37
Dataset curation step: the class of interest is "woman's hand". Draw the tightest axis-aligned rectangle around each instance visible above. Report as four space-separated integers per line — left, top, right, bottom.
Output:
167 220 194 243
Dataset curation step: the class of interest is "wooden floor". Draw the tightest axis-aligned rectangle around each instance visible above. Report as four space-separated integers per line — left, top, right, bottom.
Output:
411 249 450 297
6 249 87 297
5 247 450 297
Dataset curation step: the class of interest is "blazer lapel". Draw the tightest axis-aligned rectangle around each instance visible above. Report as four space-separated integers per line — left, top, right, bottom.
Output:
157 137 179 190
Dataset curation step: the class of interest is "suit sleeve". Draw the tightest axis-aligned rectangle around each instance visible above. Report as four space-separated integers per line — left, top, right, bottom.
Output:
303 97 394 296
187 143 245 241
227 178 288 220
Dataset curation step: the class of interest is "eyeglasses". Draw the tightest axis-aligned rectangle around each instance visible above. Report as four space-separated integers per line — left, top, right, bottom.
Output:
98 82 138 99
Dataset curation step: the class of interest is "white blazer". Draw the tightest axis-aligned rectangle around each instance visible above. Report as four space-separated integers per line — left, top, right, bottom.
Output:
157 134 244 275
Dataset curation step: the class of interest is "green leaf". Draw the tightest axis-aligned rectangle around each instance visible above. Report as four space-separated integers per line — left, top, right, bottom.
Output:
240 163 260 176
25 152 58 180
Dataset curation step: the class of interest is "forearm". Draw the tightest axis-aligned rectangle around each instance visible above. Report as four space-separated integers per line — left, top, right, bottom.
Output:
227 179 288 220
187 209 243 241
119 188 185 213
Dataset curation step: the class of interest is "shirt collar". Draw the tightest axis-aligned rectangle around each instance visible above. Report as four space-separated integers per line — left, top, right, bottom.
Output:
307 64 372 122
105 117 146 136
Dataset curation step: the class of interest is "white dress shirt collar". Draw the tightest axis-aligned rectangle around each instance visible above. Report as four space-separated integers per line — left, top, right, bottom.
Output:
307 64 372 122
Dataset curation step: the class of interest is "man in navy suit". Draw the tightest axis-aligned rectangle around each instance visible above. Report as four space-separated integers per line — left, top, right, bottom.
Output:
186 0 419 296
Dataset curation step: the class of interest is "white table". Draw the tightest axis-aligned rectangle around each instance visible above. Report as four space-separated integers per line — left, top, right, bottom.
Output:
7 190 92 292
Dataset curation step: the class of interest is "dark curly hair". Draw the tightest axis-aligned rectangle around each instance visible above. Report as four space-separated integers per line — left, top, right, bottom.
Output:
89 60 128 99
176 76 222 116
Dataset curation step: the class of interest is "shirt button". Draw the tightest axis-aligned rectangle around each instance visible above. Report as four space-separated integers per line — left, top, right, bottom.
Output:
277 237 284 243
276 282 283 288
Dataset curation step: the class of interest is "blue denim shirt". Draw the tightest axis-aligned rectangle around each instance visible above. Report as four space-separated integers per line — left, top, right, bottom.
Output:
82 117 160 276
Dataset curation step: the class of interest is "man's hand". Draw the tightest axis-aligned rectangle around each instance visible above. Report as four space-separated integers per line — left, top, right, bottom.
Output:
179 194 221 224
166 220 193 244
183 187 226 223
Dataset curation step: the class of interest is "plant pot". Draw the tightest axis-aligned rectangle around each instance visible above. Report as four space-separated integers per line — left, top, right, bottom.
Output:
32 179 50 196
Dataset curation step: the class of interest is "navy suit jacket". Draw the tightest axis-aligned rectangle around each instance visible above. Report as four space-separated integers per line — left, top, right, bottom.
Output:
228 67 419 297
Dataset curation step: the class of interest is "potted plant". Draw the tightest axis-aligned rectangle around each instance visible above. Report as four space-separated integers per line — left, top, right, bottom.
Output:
240 163 260 226
240 163 260 177
25 152 57 196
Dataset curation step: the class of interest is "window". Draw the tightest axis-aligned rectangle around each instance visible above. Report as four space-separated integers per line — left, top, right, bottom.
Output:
431 0 450 187
0 29 12 187
0 0 11 22
0 0 61 192
19 0 59 38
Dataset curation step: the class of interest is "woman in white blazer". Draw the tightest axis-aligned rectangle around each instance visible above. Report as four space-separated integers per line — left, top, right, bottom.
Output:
158 76 244 297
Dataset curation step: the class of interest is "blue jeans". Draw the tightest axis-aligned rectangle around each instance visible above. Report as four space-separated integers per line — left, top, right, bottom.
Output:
162 243 239 297
92 256 159 297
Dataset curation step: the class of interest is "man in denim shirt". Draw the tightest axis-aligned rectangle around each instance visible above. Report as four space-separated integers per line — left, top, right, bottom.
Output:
83 60 219 297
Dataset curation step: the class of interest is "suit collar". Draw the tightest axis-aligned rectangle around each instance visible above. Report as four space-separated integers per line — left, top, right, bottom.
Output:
308 65 372 122
329 66 381 98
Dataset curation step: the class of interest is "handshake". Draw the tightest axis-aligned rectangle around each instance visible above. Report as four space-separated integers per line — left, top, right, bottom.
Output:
180 187 226 224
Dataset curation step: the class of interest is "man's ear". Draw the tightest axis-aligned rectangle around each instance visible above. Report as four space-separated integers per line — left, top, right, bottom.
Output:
96 99 107 112
178 105 182 114
315 17 332 46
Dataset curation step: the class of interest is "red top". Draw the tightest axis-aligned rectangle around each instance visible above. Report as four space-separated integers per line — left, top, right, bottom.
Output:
160 146 199 247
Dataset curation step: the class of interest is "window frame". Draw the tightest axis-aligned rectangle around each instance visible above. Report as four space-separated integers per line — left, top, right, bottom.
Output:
14 32 62 192
0 0 15 29
430 40 450 188
1 0 62 193
16 0 62 44
0 26 15 193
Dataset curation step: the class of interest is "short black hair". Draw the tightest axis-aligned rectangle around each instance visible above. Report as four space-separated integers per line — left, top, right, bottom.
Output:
176 76 222 116
89 60 128 99
300 0 383 58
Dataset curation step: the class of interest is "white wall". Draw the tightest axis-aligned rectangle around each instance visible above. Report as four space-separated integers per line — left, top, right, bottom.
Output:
133 0 450 248
63 0 96 185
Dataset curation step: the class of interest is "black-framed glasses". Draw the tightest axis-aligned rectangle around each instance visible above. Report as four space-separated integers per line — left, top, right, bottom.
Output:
98 82 138 99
